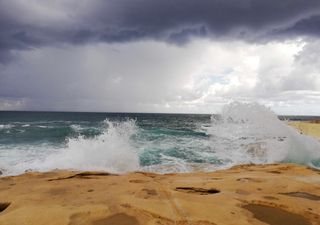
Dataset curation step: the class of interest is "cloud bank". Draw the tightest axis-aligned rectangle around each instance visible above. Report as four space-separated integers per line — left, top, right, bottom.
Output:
1 1 320 114
1 0 320 60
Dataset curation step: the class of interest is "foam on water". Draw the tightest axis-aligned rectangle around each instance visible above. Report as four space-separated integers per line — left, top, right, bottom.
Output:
0 102 319 176
2 119 139 175
206 102 320 167
70 124 83 132
0 124 14 129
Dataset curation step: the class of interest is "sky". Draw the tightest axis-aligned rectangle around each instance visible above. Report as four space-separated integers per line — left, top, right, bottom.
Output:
1 0 320 115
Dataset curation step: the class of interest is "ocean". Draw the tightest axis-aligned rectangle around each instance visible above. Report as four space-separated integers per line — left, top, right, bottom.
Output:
1 102 320 176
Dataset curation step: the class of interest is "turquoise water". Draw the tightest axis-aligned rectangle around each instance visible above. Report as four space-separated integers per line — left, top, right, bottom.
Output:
1 103 320 175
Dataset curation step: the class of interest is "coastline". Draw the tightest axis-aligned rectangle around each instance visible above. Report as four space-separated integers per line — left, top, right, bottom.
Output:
289 121 320 140
0 121 319 224
0 163 319 225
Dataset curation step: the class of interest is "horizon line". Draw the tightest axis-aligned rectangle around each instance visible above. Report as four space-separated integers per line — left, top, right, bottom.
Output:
0 110 320 117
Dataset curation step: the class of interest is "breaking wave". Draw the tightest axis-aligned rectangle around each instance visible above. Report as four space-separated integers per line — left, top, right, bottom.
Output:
206 102 320 168
1 102 319 176
2 119 139 175
0 124 14 129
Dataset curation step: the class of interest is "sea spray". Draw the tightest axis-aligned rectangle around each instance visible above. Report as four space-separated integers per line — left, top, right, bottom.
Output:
0 106 319 176
207 102 320 167
16 119 140 174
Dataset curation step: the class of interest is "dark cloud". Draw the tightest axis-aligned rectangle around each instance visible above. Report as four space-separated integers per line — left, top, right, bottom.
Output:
76 0 320 43
280 15 320 37
0 0 320 62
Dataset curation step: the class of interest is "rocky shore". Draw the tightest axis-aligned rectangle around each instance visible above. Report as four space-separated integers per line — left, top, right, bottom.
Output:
289 121 320 140
0 163 319 225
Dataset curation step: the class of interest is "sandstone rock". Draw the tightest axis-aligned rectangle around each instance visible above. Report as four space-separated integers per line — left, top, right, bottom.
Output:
0 164 319 225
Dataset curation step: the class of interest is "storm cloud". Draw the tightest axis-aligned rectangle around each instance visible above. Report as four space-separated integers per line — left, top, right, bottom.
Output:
1 1 320 114
1 0 320 62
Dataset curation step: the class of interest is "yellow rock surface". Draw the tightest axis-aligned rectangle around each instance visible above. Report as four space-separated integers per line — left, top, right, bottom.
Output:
0 164 320 225
289 121 320 139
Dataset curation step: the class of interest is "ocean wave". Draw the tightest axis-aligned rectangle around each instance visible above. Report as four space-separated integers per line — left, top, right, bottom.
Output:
1 103 319 176
0 124 14 129
36 125 50 128
19 119 140 174
70 124 83 132
205 102 320 168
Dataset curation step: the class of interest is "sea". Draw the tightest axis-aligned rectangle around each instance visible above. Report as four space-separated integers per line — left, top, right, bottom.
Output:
0 102 320 176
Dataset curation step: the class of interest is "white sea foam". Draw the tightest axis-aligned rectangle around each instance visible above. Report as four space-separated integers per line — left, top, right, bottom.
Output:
37 125 49 128
0 124 14 129
0 119 139 175
70 124 83 132
206 102 320 167
32 119 139 173
1 102 319 176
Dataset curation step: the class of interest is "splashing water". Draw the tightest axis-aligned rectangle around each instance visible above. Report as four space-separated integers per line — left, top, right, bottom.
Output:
0 103 319 176
207 102 320 167
4 119 139 175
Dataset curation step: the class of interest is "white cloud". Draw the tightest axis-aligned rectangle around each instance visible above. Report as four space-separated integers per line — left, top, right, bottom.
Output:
0 98 27 111
1 38 320 115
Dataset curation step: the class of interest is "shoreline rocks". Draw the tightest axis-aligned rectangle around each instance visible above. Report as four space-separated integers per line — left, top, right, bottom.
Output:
0 163 319 225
